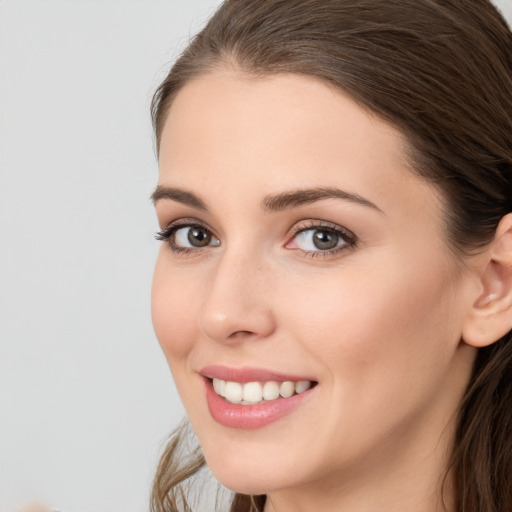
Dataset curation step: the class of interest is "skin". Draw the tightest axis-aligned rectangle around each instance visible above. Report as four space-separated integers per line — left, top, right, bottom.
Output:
151 70 485 512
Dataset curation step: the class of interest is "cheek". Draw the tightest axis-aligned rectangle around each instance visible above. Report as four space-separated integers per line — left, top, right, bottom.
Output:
281 254 462 389
151 254 200 363
273 257 466 464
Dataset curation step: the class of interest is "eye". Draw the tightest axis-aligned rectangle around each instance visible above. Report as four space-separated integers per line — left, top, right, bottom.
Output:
285 222 356 256
175 226 215 248
155 221 220 253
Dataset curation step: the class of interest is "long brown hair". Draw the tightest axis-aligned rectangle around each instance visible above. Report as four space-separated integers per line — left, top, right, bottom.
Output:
150 1 512 510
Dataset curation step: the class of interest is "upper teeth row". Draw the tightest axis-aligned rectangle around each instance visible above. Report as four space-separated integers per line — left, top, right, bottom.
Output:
212 378 312 405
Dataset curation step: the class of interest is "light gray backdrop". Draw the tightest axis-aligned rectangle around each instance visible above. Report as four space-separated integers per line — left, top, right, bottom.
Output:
1 1 511 511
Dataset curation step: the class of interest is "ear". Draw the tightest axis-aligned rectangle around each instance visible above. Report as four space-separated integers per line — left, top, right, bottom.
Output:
462 213 512 348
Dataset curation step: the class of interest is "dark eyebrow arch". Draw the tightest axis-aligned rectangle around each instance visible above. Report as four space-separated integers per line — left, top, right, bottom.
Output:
151 186 208 211
262 187 383 214
151 185 383 215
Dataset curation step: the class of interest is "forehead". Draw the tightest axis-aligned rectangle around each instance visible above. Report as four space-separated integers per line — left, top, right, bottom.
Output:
160 70 408 164
158 70 441 224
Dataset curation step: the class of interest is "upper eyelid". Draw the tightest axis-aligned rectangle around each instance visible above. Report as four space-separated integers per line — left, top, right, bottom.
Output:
159 217 217 235
287 220 356 240
155 220 213 244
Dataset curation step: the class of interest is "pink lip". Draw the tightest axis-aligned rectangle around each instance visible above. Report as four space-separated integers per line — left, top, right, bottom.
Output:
200 366 317 430
200 365 316 383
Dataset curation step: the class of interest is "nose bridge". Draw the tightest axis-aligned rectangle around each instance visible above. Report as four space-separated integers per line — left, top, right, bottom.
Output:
199 243 275 343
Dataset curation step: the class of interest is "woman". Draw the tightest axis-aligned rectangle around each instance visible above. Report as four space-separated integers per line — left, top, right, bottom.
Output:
149 1 512 511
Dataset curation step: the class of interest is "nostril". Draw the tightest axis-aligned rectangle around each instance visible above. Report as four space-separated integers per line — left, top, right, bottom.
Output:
229 330 255 339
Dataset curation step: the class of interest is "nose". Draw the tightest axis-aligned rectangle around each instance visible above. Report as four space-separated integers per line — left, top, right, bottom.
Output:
199 250 276 344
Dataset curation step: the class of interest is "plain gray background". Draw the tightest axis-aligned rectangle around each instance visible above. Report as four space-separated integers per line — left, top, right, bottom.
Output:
1 1 511 511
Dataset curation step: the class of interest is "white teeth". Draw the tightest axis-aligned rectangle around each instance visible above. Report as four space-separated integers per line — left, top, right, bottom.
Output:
262 381 280 400
212 378 226 397
279 381 295 398
295 380 311 394
212 378 314 404
242 382 263 403
224 381 243 403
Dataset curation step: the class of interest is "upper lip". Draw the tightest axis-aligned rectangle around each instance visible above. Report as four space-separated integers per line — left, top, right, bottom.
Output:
200 365 317 384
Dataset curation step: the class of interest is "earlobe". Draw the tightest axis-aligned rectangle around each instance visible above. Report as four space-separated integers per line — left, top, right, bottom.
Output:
462 213 512 348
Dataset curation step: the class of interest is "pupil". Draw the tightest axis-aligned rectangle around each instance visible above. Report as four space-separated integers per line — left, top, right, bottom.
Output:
188 227 211 247
313 230 338 250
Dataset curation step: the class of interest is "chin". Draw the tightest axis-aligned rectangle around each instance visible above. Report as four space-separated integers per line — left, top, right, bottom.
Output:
209 462 287 496
200 437 314 496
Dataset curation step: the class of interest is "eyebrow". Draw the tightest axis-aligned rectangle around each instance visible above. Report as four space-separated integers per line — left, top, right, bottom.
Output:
151 185 382 214
261 187 383 214
151 186 207 210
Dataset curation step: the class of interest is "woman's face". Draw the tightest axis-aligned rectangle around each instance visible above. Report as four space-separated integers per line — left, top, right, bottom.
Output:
152 71 477 499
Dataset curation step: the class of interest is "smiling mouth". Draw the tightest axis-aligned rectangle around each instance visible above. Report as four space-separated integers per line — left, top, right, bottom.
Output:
211 378 317 405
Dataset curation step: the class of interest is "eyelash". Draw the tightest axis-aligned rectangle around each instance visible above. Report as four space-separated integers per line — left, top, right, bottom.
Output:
155 218 357 258
286 220 357 258
155 218 217 256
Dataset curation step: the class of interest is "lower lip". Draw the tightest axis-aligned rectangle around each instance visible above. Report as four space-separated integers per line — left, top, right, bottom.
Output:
204 379 314 429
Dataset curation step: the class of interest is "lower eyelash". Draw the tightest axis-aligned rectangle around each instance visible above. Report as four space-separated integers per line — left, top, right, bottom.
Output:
299 245 352 259
297 241 355 259
288 223 357 257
